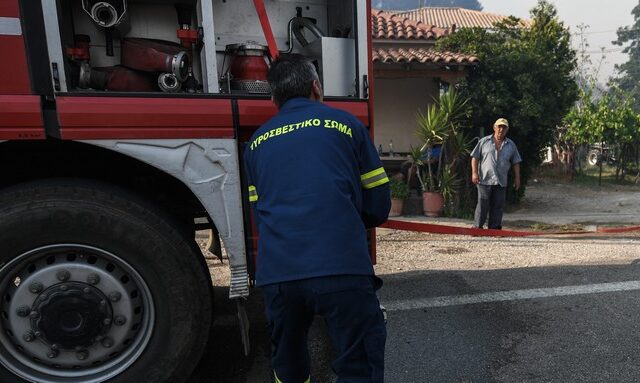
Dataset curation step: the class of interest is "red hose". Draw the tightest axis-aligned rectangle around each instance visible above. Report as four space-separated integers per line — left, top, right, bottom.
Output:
380 219 640 237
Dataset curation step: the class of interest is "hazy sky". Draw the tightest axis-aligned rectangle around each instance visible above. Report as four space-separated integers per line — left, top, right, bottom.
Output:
480 0 637 85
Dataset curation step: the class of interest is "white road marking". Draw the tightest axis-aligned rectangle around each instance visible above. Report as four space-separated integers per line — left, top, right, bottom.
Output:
0 17 21 36
384 280 640 311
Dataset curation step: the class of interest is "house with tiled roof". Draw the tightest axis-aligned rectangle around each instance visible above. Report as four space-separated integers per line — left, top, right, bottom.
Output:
395 7 532 29
371 8 478 155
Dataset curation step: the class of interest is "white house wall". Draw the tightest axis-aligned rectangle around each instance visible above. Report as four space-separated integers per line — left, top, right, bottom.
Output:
374 77 438 154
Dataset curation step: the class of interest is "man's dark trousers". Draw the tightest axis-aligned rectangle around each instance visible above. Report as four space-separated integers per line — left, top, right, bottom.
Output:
474 184 506 229
261 275 386 383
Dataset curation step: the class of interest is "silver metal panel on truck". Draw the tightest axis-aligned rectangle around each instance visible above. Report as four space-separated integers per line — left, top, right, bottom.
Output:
82 138 249 299
305 37 356 97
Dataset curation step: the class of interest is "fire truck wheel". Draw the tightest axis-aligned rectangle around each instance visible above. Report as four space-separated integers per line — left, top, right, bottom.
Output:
0 180 213 383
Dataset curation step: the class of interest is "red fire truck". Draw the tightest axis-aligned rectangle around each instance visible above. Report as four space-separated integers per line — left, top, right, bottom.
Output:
0 0 374 382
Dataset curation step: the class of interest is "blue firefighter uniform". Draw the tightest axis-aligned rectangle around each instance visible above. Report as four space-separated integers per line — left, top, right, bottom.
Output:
244 97 390 383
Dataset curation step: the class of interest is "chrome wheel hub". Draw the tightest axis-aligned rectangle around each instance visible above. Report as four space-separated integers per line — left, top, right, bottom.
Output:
0 245 154 383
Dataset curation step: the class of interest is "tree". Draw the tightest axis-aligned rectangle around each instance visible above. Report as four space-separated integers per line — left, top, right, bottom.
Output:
565 89 640 181
374 0 482 11
548 24 606 176
610 2 640 111
436 0 578 204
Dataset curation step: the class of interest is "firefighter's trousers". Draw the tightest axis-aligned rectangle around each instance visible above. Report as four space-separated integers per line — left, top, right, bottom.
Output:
261 275 386 383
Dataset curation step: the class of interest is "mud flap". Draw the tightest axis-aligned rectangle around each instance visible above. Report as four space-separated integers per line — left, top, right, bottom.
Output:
236 299 250 356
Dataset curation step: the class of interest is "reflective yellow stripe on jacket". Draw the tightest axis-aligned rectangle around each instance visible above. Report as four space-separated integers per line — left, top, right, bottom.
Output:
248 185 258 202
361 167 389 189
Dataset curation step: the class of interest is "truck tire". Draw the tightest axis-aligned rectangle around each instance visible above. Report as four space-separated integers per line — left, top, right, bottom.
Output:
0 179 213 383
587 149 602 166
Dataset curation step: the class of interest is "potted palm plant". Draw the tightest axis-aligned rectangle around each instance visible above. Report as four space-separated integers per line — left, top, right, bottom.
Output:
415 90 471 217
389 178 410 217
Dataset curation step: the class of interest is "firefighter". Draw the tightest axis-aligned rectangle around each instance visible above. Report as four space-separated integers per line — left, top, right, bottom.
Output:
244 54 390 383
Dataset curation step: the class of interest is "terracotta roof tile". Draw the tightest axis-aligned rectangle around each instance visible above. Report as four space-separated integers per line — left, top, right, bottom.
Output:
394 7 532 29
371 9 452 40
372 47 479 65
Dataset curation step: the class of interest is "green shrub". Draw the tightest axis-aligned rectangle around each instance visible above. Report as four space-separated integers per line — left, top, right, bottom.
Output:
390 179 410 200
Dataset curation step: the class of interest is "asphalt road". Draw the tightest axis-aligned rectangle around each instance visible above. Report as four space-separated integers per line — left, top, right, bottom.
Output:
189 236 640 383
379 263 640 382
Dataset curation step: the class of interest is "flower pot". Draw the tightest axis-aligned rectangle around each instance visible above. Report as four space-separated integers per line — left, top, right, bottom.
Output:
389 198 404 217
422 192 444 217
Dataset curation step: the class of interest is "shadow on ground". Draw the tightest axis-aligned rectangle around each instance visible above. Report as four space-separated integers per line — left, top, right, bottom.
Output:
187 283 336 383
189 258 640 382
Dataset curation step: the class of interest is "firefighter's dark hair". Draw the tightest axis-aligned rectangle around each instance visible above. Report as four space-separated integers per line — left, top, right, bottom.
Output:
267 54 319 107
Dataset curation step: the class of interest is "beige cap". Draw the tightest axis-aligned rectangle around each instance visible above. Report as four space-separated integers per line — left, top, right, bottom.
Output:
494 118 509 127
